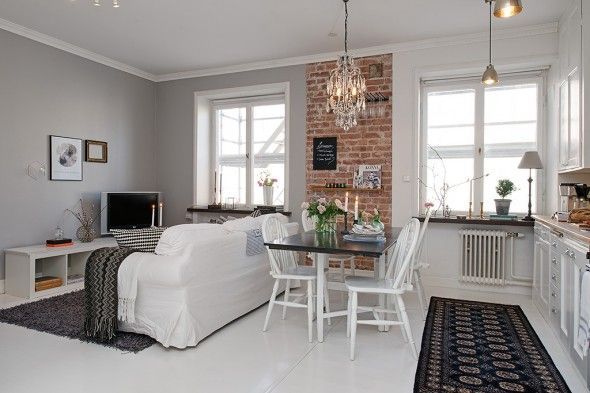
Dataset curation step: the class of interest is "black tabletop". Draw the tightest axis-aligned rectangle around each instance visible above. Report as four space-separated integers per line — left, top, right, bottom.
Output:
265 227 402 258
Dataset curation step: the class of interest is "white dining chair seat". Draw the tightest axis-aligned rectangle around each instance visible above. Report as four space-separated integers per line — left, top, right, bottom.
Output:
344 276 413 294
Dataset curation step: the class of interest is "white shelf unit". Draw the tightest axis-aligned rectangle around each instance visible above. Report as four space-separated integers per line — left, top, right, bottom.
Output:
5 237 117 299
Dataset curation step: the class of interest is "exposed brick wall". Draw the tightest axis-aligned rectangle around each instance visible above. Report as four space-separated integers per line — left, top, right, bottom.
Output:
305 54 393 270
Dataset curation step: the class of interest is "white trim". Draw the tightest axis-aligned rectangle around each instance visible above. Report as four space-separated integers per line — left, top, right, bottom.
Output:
193 82 291 210
422 275 532 296
156 22 558 82
0 17 157 81
0 279 4 295
0 17 557 83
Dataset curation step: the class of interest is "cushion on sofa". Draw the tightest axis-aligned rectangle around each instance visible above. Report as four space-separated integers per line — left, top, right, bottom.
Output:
110 227 167 253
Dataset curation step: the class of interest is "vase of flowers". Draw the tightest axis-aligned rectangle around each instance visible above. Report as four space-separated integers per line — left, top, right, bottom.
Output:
301 198 345 234
258 171 278 205
67 199 103 243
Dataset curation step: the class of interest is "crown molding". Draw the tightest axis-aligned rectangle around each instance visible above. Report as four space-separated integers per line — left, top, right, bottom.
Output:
155 22 558 82
0 17 157 81
0 16 557 84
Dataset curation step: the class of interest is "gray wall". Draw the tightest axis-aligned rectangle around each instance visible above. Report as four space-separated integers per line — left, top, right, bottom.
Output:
0 29 157 280
155 66 307 226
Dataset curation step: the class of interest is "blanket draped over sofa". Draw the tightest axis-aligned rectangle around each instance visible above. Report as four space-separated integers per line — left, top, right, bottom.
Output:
85 247 136 341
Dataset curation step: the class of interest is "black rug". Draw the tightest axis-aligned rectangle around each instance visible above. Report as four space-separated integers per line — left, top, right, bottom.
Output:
414 297 571 392
0 290 155 353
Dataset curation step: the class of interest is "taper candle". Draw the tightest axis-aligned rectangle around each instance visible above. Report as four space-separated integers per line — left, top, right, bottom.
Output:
344 192 349 212
151 205 155 227
158 203 163 227
354 196 359 221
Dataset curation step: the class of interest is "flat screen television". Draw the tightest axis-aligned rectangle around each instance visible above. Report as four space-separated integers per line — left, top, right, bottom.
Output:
100 192 161 234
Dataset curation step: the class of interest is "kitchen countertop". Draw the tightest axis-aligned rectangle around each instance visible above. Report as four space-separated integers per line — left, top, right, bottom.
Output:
533 215 590 244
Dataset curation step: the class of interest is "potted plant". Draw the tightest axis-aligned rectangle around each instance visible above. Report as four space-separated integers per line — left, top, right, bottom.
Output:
257 170 278 206
301 198 345 233
495 179 516 215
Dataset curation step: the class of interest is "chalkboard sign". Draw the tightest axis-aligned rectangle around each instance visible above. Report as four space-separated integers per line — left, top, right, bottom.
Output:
313 137 337 170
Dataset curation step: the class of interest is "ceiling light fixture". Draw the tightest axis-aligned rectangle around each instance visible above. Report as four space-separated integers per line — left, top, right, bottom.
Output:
326 0 366 131
482 0 499 85
91 0 120 8
494 0 523 18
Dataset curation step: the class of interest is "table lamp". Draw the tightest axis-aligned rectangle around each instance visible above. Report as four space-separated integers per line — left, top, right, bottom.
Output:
518 151 543 221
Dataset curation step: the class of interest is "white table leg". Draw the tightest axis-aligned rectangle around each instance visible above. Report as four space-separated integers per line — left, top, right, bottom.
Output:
316 253 327 342
376 254 387 332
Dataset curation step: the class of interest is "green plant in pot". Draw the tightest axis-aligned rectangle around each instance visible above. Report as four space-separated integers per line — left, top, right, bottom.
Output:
495 179 517 215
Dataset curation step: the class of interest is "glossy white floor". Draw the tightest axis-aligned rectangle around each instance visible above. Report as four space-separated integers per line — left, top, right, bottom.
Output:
0 286 588 393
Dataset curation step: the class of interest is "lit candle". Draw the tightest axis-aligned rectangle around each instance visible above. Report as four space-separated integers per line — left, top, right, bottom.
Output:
354 196 359 221
151 205 155 227
344 192 349 212
158 203 163 227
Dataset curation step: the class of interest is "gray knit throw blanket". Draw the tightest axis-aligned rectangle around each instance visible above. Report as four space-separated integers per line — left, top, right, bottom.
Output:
84 247 136 342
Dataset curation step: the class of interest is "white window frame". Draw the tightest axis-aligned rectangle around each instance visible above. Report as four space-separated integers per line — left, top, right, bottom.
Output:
419 73 546 215
211 95 287 208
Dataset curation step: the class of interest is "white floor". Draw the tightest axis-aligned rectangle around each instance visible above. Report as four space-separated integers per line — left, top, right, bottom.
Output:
0 286 588 393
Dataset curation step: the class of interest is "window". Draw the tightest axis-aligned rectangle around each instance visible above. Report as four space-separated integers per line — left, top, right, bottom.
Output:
213 96 286 207
420 76 543 214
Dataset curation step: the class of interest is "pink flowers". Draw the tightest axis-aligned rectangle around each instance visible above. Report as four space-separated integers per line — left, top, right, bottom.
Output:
257 170 278 187
317 205 327 214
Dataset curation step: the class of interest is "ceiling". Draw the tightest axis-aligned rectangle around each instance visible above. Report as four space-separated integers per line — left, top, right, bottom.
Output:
0 0 572 77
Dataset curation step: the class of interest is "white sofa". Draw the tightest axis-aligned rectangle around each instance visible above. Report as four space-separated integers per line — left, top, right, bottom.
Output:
118 213 298 348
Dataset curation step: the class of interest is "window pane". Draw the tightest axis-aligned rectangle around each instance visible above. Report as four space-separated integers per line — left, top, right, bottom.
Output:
218 107 246 156
220 164 246 205
253 104 284 119
484 157 535 214
485 84 537 124
427 126 474 147
484 123 537 145
426 157 473 212
427 89 475 127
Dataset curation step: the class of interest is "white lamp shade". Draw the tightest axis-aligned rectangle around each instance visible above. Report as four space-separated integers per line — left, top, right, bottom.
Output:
518 151 543 169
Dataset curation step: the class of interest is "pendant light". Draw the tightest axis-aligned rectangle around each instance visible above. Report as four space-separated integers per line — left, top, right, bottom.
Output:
326 0 366 131
494 0 523 18
482 0 499 85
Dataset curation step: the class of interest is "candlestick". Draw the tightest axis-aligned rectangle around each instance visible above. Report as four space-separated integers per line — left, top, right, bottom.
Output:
341 211 350 234
479 202 484 219
214 170 217 204
219 172 223 204
344 191 349 212
354 196 359 221
151 205 155 227
468 202 473 219
159 202 163 227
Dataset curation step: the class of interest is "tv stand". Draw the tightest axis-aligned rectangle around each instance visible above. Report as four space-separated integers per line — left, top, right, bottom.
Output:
5 237 117 299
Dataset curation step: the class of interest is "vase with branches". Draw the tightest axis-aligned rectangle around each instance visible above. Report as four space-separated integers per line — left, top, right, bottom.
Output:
66 199 104 243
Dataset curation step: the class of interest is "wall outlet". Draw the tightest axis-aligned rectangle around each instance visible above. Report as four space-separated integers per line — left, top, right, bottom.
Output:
403 175 411 182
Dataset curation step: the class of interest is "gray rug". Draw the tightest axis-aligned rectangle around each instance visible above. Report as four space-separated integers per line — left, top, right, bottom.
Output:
0 290 155 353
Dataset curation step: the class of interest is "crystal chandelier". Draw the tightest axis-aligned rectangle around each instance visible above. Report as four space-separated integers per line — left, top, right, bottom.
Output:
326 0 366 131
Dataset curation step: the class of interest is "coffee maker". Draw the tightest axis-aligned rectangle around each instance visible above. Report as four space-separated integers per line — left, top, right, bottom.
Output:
559 183 589 220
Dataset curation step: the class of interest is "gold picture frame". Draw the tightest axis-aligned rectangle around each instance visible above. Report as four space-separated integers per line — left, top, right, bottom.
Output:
85 140 108 163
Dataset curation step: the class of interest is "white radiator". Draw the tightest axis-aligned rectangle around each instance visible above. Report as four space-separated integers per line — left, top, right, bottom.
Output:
459 229 507 286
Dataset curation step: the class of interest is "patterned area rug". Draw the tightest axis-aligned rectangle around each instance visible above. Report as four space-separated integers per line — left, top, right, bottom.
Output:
0 290 155 353
414 297 571 392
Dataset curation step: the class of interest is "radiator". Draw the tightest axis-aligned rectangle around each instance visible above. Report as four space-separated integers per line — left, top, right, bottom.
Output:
459 229 507 286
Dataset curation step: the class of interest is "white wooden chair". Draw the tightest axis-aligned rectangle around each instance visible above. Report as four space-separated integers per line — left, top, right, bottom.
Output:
411 207 432 319
301 210 355 281
262 215 330 342
345 218 421 360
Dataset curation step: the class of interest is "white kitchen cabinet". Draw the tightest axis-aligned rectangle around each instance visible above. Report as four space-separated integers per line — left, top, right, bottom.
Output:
533 223 551 319
558 1 585 172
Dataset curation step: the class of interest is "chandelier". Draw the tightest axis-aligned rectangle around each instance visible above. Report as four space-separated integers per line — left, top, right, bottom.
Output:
326 0 366 131
92 0 120 8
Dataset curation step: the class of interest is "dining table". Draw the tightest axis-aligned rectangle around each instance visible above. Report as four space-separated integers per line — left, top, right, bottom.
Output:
264 226 401 342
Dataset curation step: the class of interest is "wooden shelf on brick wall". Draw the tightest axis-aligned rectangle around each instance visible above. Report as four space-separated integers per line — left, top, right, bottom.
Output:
309 185 383 193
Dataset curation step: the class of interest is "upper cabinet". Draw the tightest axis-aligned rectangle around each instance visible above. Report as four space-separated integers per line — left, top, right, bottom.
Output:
559 1 585 172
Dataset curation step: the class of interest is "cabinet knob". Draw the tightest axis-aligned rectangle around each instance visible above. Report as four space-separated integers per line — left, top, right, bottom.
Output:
552 242 558 247
551 308 558 314
570 252 575 259
552 258 557 264
551 274 557 281
551 292 557 298
565 249 570 254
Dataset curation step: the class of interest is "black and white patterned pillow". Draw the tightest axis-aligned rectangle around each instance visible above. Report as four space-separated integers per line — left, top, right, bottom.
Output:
110 227 167 253
250 209 262 218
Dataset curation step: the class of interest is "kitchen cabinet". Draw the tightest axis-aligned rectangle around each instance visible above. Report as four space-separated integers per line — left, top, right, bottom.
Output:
533 221 589 386
559 1 583 172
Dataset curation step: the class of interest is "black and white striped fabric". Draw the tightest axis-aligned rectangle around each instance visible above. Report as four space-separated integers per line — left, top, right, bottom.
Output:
110 227 166 253
250 209 262 218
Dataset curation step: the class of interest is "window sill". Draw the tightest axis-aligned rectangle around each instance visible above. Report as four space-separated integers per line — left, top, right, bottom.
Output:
414 216 534 227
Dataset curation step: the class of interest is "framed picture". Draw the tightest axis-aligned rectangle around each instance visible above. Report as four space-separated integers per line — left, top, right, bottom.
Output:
50 135 83 181
312 137 337 170
85 140 108 163
354 165 382 189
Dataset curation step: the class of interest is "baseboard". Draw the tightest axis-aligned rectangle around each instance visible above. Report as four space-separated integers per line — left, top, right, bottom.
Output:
422 276 532 296
0 280 4 295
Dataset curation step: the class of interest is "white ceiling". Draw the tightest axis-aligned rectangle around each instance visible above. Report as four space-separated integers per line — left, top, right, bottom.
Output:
0 0 572 77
